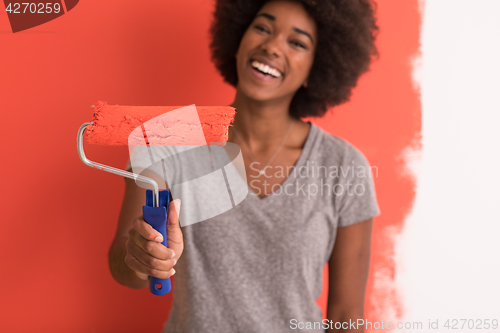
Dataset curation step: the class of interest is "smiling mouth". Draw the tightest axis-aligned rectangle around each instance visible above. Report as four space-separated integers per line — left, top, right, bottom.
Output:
250 60 282 78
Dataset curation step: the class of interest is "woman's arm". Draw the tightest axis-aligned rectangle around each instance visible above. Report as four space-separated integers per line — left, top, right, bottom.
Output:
327 218 373 332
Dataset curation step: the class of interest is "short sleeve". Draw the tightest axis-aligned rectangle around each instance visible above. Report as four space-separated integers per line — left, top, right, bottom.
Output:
336 142 380 227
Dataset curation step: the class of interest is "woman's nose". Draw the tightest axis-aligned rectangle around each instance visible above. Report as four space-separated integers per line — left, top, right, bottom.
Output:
260 35 284 58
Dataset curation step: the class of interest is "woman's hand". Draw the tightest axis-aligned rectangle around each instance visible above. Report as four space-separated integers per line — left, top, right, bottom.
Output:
124 199 183 281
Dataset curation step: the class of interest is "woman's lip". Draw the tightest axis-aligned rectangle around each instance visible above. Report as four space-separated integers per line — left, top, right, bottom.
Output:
248 60 281 82
250 58 283 76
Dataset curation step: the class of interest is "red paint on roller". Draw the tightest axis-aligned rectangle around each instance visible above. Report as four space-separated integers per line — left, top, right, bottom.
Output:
86 101 235 146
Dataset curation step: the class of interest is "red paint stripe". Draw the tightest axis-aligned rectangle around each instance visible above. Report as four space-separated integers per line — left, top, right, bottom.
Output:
60 0 68 14
140 124 151 146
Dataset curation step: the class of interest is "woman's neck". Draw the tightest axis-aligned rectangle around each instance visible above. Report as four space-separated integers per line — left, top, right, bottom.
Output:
229 89 296 148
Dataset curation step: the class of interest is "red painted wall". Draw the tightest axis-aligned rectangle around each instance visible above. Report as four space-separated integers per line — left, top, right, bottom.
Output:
0 0 420 331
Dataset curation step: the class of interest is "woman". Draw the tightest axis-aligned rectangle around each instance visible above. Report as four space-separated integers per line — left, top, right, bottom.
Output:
109 0 380 332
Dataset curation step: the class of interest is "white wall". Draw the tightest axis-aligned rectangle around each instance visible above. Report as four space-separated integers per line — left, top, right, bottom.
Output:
396 0 500 331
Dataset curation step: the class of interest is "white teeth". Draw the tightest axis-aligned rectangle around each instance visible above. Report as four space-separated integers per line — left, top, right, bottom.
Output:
251 60 282 78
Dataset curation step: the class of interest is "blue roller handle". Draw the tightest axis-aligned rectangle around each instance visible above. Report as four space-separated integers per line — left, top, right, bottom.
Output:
143 189 172 296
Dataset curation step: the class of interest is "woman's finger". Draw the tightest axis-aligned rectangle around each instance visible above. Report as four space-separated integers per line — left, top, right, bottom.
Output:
128 240 177 271
166 199 183 258
129 220 175 260
125 243 177 279
132 216 164 243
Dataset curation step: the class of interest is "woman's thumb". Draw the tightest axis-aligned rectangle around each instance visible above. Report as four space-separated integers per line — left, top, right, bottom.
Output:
167 199 183 250
168 199 181 225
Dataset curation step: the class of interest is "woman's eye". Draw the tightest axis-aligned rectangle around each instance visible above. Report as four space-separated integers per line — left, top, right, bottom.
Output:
291 41 306 49
254 25 269 33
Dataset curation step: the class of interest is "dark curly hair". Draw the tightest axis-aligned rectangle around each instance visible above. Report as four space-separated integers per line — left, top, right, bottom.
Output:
209 0 379 118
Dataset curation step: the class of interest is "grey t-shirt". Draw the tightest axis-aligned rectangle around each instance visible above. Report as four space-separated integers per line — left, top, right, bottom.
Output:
137 123 380 332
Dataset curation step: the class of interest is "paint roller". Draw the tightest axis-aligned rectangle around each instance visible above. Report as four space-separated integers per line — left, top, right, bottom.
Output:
77 101 235 295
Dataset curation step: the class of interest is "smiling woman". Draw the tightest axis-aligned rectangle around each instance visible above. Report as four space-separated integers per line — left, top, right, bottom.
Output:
233 2 317 109
107 1 381 332
210 0 379 118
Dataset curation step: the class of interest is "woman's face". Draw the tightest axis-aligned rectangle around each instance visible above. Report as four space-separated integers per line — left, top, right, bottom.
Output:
235 0 317 103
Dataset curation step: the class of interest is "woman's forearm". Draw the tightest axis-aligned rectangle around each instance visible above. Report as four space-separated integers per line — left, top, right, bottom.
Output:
327 220 374 332
108 236 149 289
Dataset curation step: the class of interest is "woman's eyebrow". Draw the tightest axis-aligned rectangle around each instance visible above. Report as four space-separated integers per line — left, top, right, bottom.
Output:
255 12 314 45
293 27 314 45
256 12 275 21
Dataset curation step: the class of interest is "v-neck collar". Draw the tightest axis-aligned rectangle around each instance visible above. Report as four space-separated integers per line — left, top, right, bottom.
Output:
246 122 319 204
